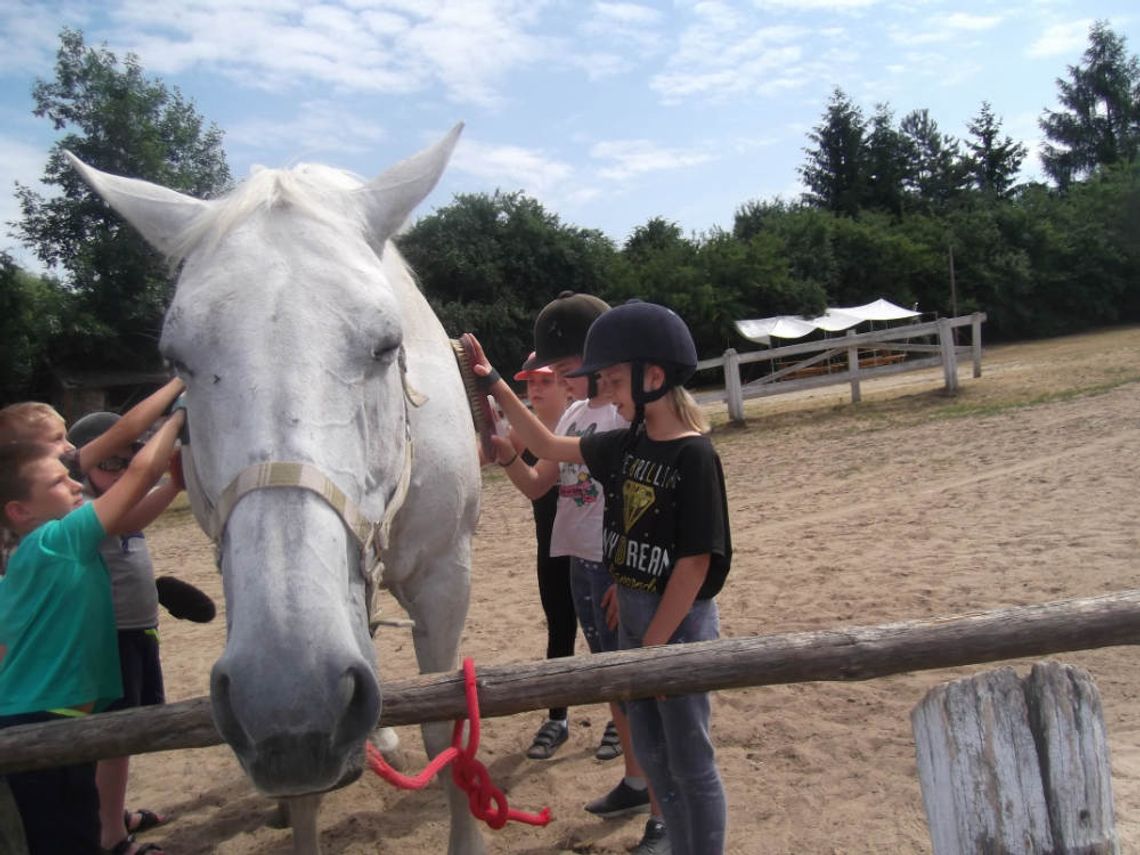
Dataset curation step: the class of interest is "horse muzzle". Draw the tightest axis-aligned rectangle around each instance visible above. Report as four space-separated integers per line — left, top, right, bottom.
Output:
210 654 380 795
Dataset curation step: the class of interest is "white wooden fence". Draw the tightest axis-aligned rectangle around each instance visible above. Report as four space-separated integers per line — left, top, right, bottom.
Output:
696 312 987 423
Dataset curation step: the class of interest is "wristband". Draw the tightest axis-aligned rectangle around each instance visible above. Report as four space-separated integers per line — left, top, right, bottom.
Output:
499 451 519 467
475 366 501 392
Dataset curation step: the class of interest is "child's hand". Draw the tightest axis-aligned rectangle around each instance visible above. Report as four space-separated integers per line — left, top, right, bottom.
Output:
489 434 517 466
602 583 619 631
460 333 493 377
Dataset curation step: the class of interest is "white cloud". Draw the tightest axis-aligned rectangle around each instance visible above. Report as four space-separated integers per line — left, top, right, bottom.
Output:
594 2 662 26
99 0 555 107
651 5 812 103
1026 19 1094 59
227 103 388 163
0 1 86 75
590 139 714 181
891 13 1002 46
751 0 879 10
450 137 574 197
941 13 1003 31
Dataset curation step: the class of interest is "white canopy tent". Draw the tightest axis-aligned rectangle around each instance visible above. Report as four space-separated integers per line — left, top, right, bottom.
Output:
734 299 920 345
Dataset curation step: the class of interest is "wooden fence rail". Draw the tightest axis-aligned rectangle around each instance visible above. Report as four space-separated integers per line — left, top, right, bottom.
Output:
1 589 1138 774
696 312 986 422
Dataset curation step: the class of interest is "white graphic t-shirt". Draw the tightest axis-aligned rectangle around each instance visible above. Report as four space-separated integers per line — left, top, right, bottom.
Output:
549 398 628 561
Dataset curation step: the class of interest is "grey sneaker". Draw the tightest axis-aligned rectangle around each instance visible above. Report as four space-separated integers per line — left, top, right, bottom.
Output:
526 719 568 760
584 780 651 818
630 817 670 855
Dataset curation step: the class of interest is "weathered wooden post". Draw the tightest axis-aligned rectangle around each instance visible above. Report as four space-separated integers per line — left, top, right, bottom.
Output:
937 317 958 394
912 661 1117 855
845 329 861 403
724 347 745 424
971 312 983 378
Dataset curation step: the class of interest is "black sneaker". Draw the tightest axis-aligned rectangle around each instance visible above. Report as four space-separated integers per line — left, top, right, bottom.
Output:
584 780 651 818
526 719 568 759
630 817 670 854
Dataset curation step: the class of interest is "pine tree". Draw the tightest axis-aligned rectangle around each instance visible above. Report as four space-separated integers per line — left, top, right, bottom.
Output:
964 102 1027 197
1039 20 1140 187
800 88 868 217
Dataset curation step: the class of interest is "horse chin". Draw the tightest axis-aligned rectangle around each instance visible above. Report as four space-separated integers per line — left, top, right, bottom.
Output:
240 733 366 798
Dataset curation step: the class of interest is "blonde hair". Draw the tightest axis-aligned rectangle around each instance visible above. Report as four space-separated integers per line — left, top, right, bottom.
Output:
0 402 65 444
668 387 710 435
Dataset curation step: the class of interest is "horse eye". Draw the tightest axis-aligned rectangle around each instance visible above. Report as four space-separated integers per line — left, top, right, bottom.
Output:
371 343 398 363
167 357 195 379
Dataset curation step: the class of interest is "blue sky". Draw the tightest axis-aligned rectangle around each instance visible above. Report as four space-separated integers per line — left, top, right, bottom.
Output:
1 1 1137 276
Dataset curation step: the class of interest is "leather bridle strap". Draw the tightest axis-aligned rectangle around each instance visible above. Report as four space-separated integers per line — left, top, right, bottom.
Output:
180 354 423 587
209 460 376 549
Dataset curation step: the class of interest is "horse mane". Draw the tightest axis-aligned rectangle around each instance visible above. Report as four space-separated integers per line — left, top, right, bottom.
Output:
170 163 370 262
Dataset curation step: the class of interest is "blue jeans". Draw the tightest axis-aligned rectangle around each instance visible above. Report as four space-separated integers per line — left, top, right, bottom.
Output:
569 558 619 654
618 587 726 855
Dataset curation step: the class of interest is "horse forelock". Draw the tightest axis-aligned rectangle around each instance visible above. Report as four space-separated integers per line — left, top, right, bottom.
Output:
170 163 369 263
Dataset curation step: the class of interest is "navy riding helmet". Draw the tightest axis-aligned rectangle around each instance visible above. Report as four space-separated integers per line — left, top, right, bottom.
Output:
567 300 698 406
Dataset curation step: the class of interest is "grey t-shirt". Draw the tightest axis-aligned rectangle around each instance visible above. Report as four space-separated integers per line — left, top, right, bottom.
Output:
81 492 161 630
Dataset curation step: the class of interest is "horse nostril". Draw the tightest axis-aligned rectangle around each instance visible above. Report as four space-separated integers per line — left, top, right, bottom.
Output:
332 663 381 752
210 666 252 754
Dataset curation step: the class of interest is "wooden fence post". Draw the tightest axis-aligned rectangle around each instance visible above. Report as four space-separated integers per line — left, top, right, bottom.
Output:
937 317 958 394
724 348 745 424
912 662 1117 855
845 329 861 403
971 312 983 378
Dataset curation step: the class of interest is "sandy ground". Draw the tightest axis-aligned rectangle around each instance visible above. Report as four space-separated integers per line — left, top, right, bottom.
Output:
127 326 1140 853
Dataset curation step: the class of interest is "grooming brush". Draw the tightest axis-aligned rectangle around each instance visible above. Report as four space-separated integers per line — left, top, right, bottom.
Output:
450 338 496 460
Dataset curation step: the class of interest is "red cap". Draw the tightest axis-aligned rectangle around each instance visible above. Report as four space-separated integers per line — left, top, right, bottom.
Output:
514 352 555 381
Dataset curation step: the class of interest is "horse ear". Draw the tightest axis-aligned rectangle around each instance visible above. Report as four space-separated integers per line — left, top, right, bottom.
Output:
361 123 463 243
65 151 209 258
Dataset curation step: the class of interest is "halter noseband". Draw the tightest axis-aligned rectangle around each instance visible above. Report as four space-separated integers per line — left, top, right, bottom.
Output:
179 351 423 623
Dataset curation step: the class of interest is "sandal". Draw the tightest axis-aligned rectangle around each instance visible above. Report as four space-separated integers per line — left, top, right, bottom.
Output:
595 719 622 760
125 809 169 834
525 719 568 760
106 834 165 855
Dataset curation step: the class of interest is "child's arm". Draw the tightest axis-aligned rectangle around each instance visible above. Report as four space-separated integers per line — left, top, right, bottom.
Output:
109 477 181 534
92 411 185 536
461 333 583 464
76 377 184 474
642 555 711 647
501 451 561 501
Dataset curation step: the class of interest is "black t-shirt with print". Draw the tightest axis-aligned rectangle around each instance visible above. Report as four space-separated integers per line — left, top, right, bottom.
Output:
580 428 731 600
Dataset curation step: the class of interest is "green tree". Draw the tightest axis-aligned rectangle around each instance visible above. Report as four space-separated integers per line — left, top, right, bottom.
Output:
900 108 966 210
396 190 617 372
864 104 912 216
12 28 230 370
609 217 704 317
0 254 72 402
1039 20 1140 188
800 88 868 217
963 102 1026 197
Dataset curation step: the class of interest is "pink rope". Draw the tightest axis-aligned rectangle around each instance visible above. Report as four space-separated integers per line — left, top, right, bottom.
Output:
366 657 552 829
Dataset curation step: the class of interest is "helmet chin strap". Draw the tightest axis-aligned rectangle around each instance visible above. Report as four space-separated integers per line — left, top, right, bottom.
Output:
626 362 672 445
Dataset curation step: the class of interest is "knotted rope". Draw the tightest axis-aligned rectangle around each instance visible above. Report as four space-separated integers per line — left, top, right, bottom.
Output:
366 658 552 830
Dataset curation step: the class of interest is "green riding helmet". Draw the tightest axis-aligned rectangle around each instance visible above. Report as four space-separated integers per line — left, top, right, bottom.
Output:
520 290 611 371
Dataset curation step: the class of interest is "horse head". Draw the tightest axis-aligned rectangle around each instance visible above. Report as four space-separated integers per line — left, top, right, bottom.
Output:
68 126 463 797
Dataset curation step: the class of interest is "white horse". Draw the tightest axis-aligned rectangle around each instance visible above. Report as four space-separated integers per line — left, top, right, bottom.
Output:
68 126 485 854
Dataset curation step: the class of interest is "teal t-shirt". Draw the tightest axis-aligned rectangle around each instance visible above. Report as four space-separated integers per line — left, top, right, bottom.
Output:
0 502 122 715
